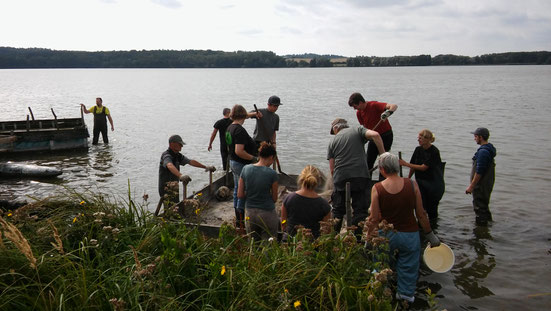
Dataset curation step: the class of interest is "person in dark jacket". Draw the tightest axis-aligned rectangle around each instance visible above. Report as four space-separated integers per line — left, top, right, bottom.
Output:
81 98 114 145
466 127 497 225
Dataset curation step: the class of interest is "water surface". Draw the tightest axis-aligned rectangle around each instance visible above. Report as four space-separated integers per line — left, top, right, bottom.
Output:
1 66 550 309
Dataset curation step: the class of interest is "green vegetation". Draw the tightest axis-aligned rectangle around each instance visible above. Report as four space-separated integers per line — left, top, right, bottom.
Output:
0 188 409 310
1 47 549 68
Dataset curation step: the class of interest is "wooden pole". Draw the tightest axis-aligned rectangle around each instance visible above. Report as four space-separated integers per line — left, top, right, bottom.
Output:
345 182 352 227
399 151 403 177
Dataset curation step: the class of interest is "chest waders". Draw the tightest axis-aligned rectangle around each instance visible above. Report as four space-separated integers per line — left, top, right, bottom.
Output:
92 106 109 144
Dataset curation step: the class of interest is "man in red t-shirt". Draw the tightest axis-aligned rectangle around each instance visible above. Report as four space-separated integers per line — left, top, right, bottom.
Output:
348 92 397 179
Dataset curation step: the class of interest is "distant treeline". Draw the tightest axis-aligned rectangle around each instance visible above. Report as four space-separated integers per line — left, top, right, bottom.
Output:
1 47 550 68
0 47 287 68
347 52 551 66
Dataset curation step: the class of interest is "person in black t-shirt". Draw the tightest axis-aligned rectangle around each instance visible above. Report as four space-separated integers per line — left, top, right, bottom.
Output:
226 104 258 231
208 108 232 171
399 129 445 221
281 165 331 239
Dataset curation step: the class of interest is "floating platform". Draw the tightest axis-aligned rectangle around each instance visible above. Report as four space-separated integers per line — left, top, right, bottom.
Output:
0 108 89 154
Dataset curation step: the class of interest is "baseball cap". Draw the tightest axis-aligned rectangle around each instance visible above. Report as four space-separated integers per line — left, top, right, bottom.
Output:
330 118 348 134
169 134 185 146
470 127 490 139
268 95 282 106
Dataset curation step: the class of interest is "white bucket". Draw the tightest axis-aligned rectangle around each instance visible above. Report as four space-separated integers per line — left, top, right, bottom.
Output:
423 243 455 273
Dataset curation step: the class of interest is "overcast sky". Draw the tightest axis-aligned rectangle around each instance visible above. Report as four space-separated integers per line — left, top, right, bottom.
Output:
1 0 550 57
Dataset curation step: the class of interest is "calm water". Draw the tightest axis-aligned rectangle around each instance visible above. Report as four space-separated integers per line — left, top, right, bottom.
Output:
1 67 550 309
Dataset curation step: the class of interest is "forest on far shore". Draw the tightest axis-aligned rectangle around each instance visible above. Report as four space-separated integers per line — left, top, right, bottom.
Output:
1 47 550 68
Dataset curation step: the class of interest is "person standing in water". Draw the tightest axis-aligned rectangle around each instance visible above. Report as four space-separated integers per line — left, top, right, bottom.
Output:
466 127 496 225
399 129 445 222
208 108 232 171
81 97 114 145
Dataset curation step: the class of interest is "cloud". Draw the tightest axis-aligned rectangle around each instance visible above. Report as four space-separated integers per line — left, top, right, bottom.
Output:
151 0 181 9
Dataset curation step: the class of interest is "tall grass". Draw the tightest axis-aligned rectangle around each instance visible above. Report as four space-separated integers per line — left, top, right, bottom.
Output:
0 188 403 310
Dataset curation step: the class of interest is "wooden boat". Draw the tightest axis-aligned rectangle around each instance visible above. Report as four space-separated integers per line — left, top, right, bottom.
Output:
0 108 89 154
173 171 302 237
0 162 62 178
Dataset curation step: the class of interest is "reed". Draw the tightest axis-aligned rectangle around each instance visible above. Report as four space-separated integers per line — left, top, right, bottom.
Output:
0 186 432 310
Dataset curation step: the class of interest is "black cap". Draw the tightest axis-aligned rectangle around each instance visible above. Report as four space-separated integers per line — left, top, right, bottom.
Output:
471 127 490 140
268 95 282 106
169 134 185 146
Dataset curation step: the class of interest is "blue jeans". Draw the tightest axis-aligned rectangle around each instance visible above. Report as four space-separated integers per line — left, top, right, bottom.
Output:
383 230 420 297
230 160 246 211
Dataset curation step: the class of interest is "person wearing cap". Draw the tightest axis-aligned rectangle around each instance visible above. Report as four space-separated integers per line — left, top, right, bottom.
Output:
249 95 282 148
348 92 397 180
466 127 496 225
80 97 114 145
327 118 385 235
158 134 216 208
366 152 440 304
208 108 232 171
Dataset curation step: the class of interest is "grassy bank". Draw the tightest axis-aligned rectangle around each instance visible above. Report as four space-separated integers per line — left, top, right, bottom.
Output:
0 188 420 310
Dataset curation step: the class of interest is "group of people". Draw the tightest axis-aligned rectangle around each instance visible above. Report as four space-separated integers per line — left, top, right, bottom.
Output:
83 92 497 304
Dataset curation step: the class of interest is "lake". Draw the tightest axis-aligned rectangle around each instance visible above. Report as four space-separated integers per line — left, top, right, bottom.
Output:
1 66 550 309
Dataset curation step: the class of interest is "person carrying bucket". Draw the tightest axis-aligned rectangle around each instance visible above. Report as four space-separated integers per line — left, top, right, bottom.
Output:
366 152 440 304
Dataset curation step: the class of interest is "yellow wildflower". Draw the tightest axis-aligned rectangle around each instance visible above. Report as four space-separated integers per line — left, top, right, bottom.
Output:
197 193 203 196
294 300 301 308
245 216 250 220
72 217 77 223
195 208 200 215
221 265 226 275
80 200 85 205
284 288 289 293
282 219 287 224
7 213 12 217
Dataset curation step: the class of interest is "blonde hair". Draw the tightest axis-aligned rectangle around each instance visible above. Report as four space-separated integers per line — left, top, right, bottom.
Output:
298 165 324 190
419 129 435 143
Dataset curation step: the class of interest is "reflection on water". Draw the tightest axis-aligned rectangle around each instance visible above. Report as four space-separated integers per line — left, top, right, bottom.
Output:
89 144 115 182
453 225 496 299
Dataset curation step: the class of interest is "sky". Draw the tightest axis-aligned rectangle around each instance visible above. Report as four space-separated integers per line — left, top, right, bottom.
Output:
1 0 550 57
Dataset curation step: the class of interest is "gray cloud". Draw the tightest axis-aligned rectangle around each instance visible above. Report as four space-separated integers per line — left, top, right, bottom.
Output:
151 0 181 9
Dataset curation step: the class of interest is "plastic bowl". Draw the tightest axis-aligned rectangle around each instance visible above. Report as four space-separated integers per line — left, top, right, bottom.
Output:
423 243 455 273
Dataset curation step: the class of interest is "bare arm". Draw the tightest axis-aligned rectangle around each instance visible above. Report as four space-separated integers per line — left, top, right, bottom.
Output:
107 114 114 131
366 186 381 237
271 181 279 203
385 103 398 112
208 128 218 151
466 173 482 194
329 158 335 177
237 177 245 199
235 144 255 161
189 159 207 170
80 104 91 114
365 130 385 154
399 159 428 178
166 162 181 178
413 180 432 233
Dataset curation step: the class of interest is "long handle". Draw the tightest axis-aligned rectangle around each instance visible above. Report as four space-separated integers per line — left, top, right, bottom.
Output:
399 151 403 177
253 104 288 176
